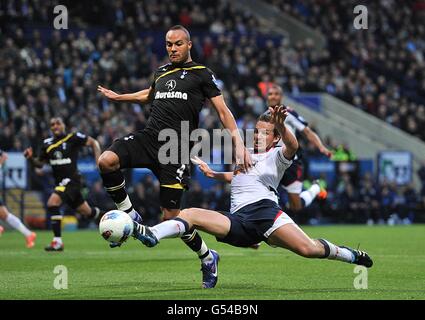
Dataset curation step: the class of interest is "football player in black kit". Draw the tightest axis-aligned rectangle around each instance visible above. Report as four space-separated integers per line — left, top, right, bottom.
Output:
23 117 102 251
97 25 251 288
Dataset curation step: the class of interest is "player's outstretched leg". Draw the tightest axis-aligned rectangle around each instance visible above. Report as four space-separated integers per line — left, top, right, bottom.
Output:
0 206 36 248
268 223 373 268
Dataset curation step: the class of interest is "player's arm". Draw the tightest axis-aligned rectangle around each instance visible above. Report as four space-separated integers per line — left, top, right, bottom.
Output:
301 126 332 158
85 136 102 165
209 95 252 171
23 147 46 168
97 86 153 104
191 156 233 183
270 106 298 159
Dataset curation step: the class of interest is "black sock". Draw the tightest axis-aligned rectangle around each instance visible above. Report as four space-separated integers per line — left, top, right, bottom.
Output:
181 229 209 259
100 171 133 213
89 207 101 220
48 206 62 238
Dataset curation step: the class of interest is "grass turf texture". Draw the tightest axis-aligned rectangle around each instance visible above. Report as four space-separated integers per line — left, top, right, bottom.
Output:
0 225 424 300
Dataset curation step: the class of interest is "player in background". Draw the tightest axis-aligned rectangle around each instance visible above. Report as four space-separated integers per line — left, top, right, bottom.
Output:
0 149 37 248
267 84 332 213
97 25 251 285
23 117 102 251
132 107 373 288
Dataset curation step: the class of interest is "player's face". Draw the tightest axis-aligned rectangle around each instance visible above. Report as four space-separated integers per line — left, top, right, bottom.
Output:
166 30 192 64
254 121 279 152
267 87 282 107
50 118 65 137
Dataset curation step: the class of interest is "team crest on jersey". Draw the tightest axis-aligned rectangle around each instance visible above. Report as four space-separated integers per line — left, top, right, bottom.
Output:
180 70 188 79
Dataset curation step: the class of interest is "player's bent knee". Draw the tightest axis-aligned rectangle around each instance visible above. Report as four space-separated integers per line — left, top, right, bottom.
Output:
98 152 120 173
178 208 196 224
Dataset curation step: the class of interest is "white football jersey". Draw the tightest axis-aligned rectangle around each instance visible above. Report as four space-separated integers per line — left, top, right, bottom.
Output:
230 147 292 213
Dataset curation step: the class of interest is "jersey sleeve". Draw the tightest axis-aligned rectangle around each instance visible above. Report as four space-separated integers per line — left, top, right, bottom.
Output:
274 147 293 170
200 68 221 99
150 70 159 90
73 132 88 147
38 144 48 161
286 112 308 132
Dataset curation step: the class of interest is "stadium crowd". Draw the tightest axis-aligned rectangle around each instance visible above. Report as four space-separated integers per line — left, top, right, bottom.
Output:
1 0 424 225
270 0 425 141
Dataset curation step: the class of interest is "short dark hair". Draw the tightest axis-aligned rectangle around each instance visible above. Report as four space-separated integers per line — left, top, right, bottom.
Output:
50 116 64 123
269 84 283 95
258 111 279 137
167 25 191 41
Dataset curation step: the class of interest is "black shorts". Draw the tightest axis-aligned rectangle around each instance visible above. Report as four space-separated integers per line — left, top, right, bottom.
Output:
107 131 190 209
280 160 303 187
216 199 288 248
53 180 85 209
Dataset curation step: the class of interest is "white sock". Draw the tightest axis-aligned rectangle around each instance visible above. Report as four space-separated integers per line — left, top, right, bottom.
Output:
6 213 32 237
150 220 187 240
319 239 355 263
300 184 320 208
116 195 133 212
53 237 62 244
127 208 139 221
199 241 213 263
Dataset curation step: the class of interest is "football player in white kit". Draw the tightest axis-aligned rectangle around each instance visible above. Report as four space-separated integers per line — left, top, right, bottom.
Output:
0 149 37 248
267 84 332 213
132 106 373 288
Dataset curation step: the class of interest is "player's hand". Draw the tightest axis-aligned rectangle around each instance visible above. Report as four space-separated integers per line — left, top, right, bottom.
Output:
191 156 215 178
235 146 252 172
269 105 288 125
23 147 33 159
97 85 120 100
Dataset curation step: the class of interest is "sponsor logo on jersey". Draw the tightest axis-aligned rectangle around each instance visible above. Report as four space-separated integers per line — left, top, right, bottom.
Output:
155 91 188 100
50 158 72 165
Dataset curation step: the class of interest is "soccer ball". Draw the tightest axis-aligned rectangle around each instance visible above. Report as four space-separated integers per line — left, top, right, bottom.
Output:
99 210 134 244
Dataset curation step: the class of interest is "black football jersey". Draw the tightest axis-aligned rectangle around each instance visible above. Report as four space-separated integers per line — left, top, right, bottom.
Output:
145 61 221 136
39 132 88 185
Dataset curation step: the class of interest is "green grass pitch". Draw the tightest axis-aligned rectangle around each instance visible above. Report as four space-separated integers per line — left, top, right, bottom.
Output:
1 225 424 300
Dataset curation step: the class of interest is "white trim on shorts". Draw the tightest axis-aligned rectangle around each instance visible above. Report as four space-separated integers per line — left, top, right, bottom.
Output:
283 180 303 194
263 211 295 239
